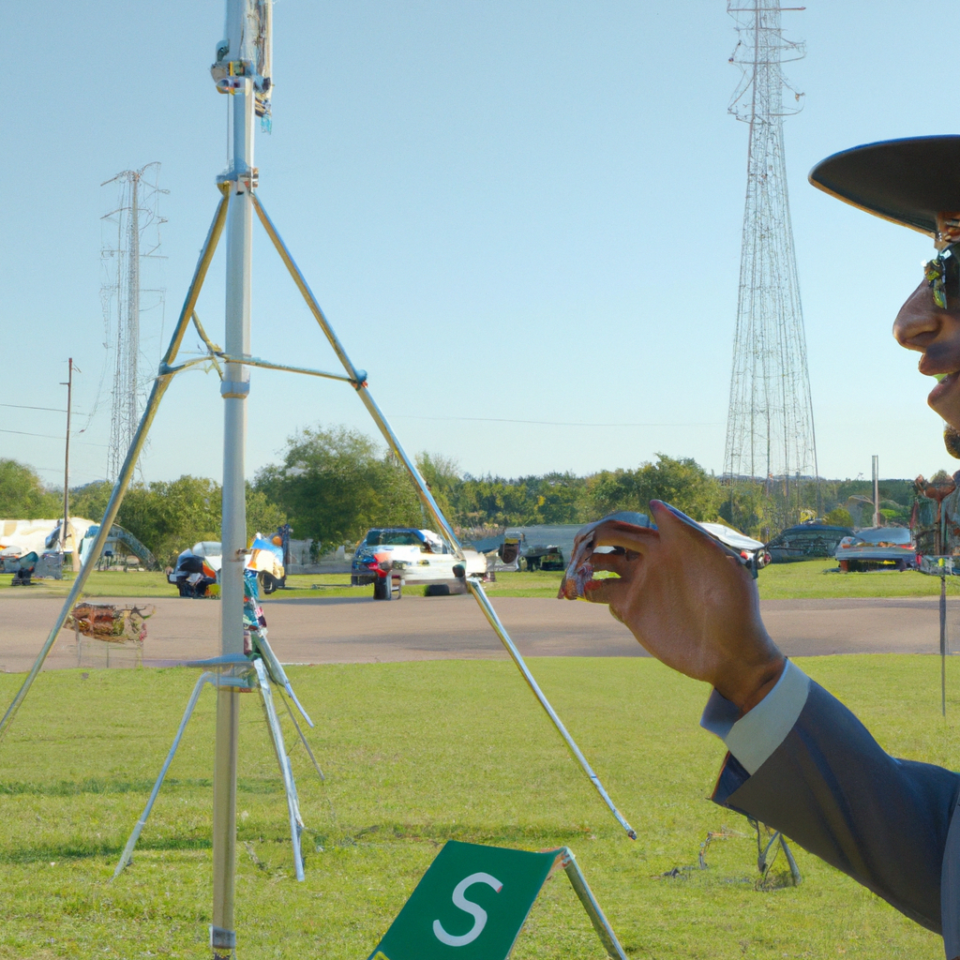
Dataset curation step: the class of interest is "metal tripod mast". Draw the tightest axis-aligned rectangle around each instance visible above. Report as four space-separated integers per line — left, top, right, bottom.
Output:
723 3 818 500
101 164 167 480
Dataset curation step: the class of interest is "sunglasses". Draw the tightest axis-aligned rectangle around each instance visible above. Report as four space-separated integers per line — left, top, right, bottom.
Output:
926 243 960 309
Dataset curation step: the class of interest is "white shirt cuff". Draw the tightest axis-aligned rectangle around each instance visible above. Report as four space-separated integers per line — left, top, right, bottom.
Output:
700 660 811 775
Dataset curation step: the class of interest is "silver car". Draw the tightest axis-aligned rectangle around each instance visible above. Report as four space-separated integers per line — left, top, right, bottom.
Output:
835 526 916 572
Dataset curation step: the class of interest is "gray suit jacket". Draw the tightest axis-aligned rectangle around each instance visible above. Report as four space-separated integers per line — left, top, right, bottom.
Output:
712 681 960 958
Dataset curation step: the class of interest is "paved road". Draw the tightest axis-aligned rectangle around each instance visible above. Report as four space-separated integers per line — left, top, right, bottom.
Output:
0 593 956 673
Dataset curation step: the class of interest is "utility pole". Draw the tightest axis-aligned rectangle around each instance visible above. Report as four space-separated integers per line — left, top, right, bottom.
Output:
872 454 880 527
60 359 74 571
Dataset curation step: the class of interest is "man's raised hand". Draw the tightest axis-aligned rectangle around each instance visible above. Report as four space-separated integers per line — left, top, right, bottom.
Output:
578 500 784 715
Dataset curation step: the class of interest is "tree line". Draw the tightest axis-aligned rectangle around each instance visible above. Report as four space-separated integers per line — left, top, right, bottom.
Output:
0 424 921 566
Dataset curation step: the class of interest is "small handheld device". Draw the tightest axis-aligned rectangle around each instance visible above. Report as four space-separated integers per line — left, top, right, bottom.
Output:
656 503 758 579
558 504 757 600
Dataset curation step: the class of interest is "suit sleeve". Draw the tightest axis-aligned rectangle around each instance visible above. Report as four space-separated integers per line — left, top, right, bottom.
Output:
711 680 960 937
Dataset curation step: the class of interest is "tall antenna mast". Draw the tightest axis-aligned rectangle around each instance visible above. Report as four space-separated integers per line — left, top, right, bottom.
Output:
210 2 272 955
101 163 167 480
723 3 818 516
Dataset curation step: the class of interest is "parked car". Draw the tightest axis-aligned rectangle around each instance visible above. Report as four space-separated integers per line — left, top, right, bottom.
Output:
168 536 285 597
766 523 853 563
835 526 917 572
522 544 565 571
168 542 221 597
351 528 486 599
699 522 771 569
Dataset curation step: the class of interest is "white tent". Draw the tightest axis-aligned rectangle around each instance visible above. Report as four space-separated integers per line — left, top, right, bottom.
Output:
0 517 97 558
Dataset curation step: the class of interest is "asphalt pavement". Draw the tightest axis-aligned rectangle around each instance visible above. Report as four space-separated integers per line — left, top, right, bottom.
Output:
0 593 956 673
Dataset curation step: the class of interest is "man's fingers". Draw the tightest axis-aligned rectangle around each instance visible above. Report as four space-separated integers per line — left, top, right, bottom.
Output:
581 575 627 607
649 500 728 556
588 552 630 574
592 521 659 554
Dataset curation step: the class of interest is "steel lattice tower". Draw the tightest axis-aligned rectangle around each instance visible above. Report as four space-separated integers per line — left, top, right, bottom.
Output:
101 164 167 480
723 3 818 496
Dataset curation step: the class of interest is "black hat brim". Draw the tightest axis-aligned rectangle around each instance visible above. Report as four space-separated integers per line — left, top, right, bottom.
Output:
809 136 960 237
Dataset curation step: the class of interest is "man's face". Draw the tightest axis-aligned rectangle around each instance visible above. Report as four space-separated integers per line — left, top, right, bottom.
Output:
894 276 960 431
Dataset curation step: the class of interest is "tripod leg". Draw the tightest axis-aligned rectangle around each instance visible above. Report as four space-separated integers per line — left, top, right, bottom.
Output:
112 672 214 879
559 848 628 960
252 632 313 727
778 833 801 885
468 579 637 841
253 660 305 881
251 194 461 551
0 192 230 746
276 687 325 782
252 195 634 839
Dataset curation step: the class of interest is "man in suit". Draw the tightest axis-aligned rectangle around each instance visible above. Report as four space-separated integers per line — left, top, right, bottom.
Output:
575 137 960 959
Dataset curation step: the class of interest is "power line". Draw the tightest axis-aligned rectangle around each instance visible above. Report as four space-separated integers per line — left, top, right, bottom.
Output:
0 428 109 448
0 402 68 413
394 415 721 428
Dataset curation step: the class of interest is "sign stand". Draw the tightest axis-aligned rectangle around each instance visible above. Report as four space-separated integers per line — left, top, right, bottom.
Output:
919 555 954 716
368 841 627 960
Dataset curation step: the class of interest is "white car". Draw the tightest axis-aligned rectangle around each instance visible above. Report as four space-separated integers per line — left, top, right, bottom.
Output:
351 528 486 599
699 522 770 569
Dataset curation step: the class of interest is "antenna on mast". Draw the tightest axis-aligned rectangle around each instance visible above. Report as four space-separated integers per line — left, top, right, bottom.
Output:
212 0 274 130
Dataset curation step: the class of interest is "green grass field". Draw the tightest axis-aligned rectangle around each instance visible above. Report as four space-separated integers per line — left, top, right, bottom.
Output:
2 560 957 602
0 655 954 958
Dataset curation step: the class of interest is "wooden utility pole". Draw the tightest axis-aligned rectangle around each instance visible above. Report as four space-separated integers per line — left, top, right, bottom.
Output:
61 359 74 571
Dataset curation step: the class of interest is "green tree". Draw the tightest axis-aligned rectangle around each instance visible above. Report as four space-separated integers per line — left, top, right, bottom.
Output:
823 507 854 528
119 476 222 567
245 485 286 540
0 460 61 519
586 454 722 522
720 481 775 539
254 425 421 546
70 480 113 522
71 478 287 560
416 453 460 522
527 472 588 524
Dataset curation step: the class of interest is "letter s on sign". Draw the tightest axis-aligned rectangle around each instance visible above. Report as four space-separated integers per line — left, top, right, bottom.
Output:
432 872 503 947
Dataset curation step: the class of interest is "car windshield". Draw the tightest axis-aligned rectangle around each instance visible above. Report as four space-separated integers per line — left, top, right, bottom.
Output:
365 530 424 547
855 527 912 545
774 530 823 543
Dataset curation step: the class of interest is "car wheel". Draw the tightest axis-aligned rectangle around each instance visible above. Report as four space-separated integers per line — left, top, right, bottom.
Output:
373 578 390 600
425 584 451 597
259 572 277 595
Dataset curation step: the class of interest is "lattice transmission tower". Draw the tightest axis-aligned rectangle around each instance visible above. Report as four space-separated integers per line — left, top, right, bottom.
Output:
723 3 818 506
101 164 167 480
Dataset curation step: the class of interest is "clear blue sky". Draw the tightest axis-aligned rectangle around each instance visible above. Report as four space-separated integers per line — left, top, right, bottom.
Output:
3 1 958 490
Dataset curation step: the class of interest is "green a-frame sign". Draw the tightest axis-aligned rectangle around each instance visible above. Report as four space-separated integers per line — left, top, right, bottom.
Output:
366 841 627 960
